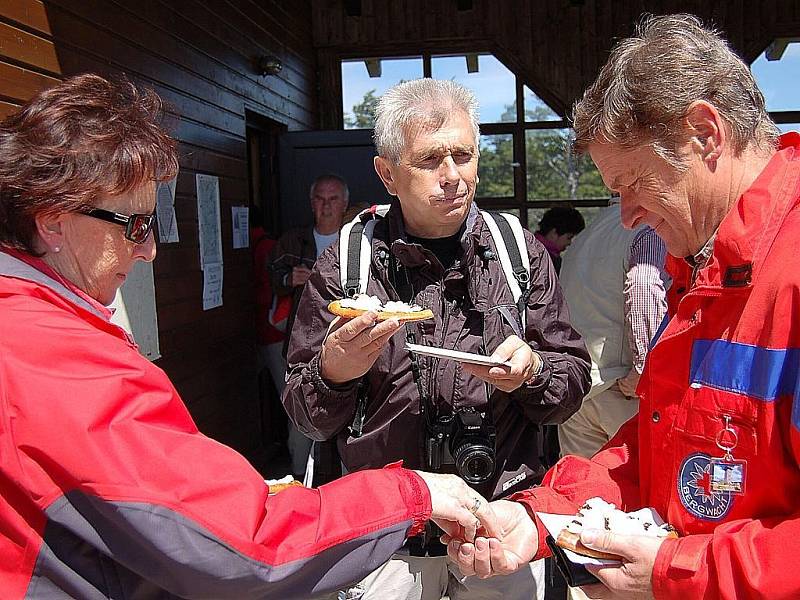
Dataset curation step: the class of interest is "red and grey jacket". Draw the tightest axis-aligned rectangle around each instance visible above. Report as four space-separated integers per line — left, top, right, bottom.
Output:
514 133 800 599
0 249 430 598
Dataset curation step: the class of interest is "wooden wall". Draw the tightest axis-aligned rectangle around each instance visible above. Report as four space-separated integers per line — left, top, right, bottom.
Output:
0 0 317 460
312 0 800 128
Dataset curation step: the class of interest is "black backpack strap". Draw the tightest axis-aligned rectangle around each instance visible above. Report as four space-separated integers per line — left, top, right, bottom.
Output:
338 204 391 297
480 210 531 328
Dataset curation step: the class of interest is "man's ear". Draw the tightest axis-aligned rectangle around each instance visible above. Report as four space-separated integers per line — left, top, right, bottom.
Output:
34 211 67 253
374 156 398 196
685 100 725 164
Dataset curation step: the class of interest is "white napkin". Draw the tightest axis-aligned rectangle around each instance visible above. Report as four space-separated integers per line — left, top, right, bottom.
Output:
536 512 620 566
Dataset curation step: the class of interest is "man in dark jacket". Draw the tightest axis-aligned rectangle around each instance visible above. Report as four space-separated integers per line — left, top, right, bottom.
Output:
282 79 590 600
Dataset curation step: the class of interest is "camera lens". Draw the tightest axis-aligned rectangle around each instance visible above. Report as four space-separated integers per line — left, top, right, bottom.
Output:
453 441 496 485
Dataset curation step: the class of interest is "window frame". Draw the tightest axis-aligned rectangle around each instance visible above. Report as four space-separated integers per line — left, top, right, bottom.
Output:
339 51 611 225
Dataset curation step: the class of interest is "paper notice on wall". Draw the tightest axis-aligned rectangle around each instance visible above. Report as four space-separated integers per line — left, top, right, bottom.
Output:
156 178 179 243
196 174 223 268
232 206 249 249
202 261 223 310
109 260 161 360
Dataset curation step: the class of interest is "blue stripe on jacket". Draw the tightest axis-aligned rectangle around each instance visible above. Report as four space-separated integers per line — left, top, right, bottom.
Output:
690 339 800 430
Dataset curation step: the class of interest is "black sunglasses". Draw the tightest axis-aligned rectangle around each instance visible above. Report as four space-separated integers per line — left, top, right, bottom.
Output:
80 208 157 244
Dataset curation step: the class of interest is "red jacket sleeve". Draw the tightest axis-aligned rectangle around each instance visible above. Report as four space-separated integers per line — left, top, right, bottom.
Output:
511 415 641 559
1 289 431 598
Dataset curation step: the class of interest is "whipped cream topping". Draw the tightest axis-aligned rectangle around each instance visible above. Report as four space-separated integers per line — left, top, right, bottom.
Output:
565 497 674 538
340 294 424 312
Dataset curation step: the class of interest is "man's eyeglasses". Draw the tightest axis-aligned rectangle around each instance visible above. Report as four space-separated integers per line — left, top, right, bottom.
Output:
80 208 157 244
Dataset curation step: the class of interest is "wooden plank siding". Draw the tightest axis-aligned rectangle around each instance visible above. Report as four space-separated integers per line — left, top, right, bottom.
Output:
0 0 318 462
312 0 799 128
0 0 60 111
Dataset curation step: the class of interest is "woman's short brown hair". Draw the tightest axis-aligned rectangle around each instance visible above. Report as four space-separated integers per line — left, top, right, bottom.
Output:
572 14 779 166
0 73 179 254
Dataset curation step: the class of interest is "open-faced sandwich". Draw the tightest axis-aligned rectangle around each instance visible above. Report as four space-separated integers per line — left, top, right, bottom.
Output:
328 294 434 322
556 497 678 561
266 475 303 494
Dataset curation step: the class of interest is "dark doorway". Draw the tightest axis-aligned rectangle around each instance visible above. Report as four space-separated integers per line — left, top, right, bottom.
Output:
247 111 286 238
246 110 290 477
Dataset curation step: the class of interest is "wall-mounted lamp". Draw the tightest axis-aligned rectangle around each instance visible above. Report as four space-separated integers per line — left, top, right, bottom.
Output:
257 55 283 76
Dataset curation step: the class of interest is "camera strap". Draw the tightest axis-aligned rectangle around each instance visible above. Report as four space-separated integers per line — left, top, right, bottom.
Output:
387 252 439 424
347 377 369 438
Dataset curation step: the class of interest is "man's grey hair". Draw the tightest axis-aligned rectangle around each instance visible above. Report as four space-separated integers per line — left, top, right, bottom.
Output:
374 79 480 164
572 13 779 167
309 173 349 204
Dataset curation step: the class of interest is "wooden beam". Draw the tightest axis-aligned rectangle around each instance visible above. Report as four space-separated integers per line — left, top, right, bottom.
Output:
0 21 60 74
465 52 479 73
0 60 59 103
0 0 51 36
364 57 381 77
0 99 20 119
765 37 800 61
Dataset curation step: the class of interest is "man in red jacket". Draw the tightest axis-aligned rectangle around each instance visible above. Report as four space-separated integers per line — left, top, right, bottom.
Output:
447 14 800 600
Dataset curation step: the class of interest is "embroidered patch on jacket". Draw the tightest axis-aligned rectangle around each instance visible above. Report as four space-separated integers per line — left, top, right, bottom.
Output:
677 453 733 521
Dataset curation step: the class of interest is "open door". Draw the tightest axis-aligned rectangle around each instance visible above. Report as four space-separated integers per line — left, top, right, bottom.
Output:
278 128 391 484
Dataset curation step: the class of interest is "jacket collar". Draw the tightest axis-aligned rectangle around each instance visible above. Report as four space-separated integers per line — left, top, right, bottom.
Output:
694 132 800 289
386 198 489 267
0 248 112 320
385 199 486 270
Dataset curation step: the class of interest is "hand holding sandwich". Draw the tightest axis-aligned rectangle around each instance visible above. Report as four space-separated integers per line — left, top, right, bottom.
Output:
579 529 663 599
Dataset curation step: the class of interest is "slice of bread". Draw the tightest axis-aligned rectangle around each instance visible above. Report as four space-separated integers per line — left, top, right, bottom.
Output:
328 299 434 322
268 480 303 494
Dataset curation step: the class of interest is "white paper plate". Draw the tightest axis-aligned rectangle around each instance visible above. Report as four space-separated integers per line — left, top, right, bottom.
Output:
405 343 512 367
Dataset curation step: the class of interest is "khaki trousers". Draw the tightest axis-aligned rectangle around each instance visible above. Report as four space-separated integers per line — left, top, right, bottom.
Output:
330 553 545 600
558 384 639 459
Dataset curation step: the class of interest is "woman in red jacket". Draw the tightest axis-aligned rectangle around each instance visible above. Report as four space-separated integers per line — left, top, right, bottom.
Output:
0 74 497 599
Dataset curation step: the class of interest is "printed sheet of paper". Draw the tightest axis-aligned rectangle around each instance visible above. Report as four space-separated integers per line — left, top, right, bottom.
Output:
109 260 161 360
232 205 249 249
202 261 223 310
156 178 179 243
196 174 223 268
196 174 224 310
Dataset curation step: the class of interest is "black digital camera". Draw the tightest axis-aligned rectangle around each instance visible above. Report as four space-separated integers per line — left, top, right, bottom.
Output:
424 407 496 485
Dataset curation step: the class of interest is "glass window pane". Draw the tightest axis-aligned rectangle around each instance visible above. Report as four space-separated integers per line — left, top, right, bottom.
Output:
751 42 800 112
431 54 516 123
342 57 423 129
527 207 546 233
525 129 608 200
477 133 514 197
524 86 560 122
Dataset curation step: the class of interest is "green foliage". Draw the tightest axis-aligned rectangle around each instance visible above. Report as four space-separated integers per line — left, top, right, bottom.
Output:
478 134 513 197
344 89 379 129
484 100 607 200
525 129 607 200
